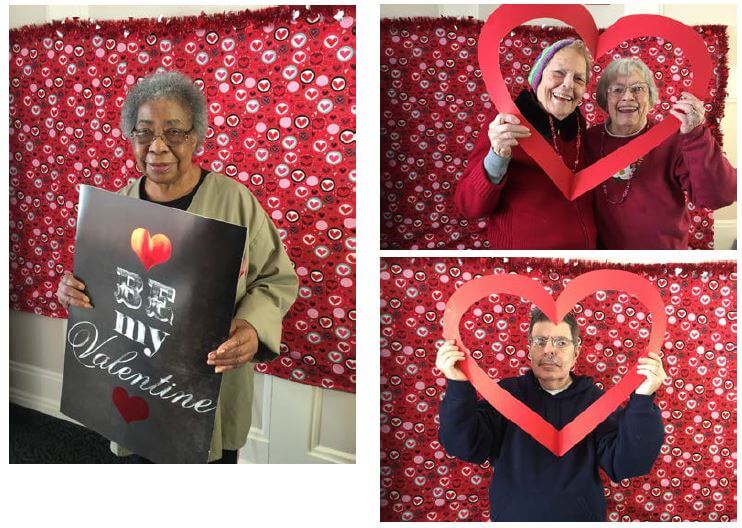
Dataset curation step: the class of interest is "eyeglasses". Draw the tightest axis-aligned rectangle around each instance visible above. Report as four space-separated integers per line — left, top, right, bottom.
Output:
131 128 193 146
607 83 648 98
528 336 575 349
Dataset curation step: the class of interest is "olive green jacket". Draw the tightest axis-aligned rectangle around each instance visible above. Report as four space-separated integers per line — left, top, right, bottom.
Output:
112 172 298 461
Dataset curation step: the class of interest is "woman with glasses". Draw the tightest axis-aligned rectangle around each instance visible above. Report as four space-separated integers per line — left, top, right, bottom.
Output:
55 71 299 463
454 39 597 249
584 58 736 249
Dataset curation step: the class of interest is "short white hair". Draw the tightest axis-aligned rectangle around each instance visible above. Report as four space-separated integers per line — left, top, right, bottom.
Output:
596 58 659 110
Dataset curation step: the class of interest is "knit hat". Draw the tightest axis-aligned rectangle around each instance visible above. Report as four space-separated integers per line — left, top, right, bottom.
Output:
528 38 576 91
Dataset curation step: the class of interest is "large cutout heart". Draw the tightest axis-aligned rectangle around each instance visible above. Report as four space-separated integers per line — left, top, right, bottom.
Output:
112 386 149 424
130 227 172 271
478 4 713 200
441 270 666 456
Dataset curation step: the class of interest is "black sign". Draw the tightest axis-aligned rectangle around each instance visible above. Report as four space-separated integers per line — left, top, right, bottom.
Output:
61 185 246 463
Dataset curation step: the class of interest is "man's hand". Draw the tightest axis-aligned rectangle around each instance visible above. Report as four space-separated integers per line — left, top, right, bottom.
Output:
635 352 667 395
487 113 531 158
669 92 705 134
435 340 468 381
56 271 92 309
207 318 259 374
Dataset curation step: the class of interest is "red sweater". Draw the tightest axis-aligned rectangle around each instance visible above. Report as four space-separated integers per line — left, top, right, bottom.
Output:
455 112 596 249
584 124 736 249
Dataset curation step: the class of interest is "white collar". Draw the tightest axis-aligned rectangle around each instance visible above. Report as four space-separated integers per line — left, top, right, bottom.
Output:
542 378 573 395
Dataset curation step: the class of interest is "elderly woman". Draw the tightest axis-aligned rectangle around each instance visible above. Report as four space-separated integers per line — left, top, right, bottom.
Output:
584 58 736 249
55 71 299 463
455 39 596 249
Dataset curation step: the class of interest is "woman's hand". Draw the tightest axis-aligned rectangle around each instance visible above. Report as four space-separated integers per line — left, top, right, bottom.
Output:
669 92 705 134
435 340 468 381
487 113 531 158
56 272 92 309
207 318 260 373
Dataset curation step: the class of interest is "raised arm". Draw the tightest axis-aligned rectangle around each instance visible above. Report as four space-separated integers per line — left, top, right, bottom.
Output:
436 340 506 463
454 114 530 219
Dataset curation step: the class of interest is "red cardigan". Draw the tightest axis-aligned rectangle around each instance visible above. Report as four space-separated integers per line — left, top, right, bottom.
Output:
455 113 596 249
584 124 737 249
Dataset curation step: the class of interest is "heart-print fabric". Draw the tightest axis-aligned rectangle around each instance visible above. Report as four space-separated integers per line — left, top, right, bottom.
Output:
380 257 736 521
380 18 729 249
9 6 356 393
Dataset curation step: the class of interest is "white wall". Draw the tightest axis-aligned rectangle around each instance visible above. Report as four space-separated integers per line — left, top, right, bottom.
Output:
380 4 738 249
8 4 355 464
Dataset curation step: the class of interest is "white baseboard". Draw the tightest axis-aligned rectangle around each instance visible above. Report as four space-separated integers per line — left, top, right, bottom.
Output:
9 360 82 425
713 220 737 250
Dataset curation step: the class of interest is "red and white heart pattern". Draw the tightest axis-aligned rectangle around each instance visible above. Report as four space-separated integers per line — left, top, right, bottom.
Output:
380 19 727 250
9 6 356 393
380 258 736 521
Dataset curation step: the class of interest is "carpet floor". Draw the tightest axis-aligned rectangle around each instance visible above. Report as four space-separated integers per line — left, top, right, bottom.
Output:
9 403 136 463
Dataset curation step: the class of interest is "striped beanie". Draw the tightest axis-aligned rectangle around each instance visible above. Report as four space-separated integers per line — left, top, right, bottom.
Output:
528 38 576 91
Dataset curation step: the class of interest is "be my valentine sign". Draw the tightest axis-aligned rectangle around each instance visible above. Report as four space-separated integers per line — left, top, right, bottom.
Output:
61 186 246 463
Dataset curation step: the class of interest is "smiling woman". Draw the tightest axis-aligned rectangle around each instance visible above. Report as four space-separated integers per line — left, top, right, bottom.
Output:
120 72 206 202
584 57 736 249
454 38 598 249
55 70 300 463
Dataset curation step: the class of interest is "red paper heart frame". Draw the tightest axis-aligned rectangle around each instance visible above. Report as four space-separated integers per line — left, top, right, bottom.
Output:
112 386 149 424
130 227 172 271
478 4 713 200
441 270 666 456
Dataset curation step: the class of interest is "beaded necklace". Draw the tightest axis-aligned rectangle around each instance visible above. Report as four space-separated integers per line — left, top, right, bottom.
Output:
599 124 644 206
547 114 581 172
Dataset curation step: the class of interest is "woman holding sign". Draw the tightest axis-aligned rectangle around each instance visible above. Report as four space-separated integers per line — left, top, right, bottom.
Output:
455 39 596 249
583 58 736 249
56 71 298 463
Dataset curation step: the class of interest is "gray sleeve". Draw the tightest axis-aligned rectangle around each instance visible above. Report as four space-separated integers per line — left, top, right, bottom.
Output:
483 148 512 185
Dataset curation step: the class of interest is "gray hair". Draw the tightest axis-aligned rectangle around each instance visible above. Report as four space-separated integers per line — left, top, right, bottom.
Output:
596 58 659 111
120 71 208 148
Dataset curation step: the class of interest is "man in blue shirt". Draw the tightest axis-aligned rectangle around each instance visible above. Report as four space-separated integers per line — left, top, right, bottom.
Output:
436 307 665 521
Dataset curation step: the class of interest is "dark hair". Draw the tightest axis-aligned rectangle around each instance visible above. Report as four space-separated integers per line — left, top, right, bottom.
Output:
528 306 580 345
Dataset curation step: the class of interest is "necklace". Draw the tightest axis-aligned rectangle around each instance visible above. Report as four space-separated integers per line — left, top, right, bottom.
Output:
547 114 581 172
599 125 644 206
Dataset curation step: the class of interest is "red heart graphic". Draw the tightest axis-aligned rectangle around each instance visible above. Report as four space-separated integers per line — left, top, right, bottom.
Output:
130 227 172 271
442 270 666 456
112 387 149 424
478 4 713 199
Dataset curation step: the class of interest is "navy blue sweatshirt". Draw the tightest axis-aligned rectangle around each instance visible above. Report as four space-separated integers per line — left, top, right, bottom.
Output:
438 371 664 521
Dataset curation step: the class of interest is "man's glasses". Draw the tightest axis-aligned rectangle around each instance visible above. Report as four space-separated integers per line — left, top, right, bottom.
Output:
607 83 648 98
528 336 574 349
131 128 193 146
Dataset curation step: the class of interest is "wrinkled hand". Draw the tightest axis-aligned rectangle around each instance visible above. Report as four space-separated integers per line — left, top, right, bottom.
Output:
635 352 667 395
487 113 531 158
56 271 92 310
207 319 259 374
435 340 468 381
669 92 705 134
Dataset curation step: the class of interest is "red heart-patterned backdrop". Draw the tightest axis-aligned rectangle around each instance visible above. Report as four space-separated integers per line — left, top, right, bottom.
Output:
380 19 730 249
380 258 736 521
9 6 356 393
